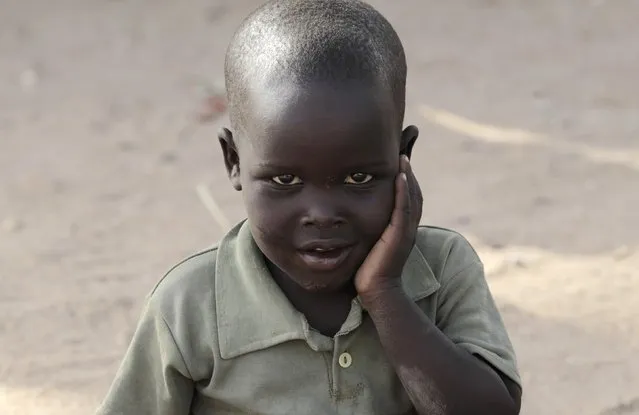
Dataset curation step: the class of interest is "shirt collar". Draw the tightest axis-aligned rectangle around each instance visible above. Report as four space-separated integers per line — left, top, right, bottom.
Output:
215 220 440 359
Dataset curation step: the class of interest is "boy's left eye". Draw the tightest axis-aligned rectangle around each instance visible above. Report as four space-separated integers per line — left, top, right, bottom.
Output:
344 173 373 185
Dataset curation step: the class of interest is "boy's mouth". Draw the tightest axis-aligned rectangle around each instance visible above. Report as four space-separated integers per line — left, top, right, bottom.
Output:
297 240 354 272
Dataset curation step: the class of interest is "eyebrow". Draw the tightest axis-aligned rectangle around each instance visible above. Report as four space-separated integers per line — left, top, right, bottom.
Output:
254 161 392 172
253 163 295 171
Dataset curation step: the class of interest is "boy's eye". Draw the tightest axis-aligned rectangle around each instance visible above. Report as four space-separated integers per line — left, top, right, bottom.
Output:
344 173 373 185
271 175 303 185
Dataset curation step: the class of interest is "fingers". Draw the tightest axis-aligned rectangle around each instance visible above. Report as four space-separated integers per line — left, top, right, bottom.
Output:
400 155 423 225
389 168 410 230
388 155 423 247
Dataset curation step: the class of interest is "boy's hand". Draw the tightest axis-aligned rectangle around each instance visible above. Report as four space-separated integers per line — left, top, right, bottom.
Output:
355 155 423 302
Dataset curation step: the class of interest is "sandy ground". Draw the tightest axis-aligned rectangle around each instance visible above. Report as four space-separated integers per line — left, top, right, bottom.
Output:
1 1 638 414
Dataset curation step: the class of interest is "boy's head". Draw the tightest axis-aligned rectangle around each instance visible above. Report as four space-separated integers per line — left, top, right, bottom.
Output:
219 0 418 293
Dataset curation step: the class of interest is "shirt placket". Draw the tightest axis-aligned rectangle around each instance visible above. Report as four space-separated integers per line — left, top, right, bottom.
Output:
330 299 365 411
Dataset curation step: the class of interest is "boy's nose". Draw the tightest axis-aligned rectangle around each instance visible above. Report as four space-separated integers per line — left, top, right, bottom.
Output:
301 213 346 228
300 203 346 229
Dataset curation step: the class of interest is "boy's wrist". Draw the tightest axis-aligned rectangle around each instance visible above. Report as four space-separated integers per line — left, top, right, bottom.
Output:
358 282 407 313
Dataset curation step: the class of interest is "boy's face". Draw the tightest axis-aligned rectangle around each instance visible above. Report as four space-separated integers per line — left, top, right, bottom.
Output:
220 81 417 293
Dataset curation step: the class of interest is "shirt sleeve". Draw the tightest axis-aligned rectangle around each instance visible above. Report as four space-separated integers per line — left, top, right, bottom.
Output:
95 297 194 415
435 237 521 388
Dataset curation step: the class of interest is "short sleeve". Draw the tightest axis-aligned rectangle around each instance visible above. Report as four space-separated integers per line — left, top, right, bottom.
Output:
95 298 194 415
435 240 521 388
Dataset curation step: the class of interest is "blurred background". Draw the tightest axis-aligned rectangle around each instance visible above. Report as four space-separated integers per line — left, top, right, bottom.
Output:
1 0 638 414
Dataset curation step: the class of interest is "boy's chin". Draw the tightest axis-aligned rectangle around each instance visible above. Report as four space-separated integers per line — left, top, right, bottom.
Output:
294 272 356 294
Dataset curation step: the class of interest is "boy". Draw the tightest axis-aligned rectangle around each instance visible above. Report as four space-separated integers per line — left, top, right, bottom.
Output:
96 0 522 414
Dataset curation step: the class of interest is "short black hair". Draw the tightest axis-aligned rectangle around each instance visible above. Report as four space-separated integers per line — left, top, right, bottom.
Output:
224 0 407 132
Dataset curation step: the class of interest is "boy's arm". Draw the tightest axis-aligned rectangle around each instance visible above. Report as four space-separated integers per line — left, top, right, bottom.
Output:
96 298 194 415
361 258 521 415
356 157 520 414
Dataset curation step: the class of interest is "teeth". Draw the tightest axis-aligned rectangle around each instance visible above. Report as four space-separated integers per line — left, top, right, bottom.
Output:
314 248 332 252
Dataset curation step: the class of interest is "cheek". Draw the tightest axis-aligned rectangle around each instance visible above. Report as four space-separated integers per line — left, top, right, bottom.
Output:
242 184 296 240
350 183 395 238
242 185 299 271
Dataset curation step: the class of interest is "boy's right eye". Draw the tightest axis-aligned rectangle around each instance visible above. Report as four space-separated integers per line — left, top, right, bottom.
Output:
271 175 303 185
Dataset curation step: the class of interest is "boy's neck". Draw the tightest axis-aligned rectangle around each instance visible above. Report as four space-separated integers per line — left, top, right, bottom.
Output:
267 260 356 337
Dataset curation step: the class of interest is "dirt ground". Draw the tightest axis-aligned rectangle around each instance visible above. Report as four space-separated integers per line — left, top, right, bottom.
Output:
1 1 638 414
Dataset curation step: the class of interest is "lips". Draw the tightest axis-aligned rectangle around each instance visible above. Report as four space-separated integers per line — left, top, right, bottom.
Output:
297 240 354 272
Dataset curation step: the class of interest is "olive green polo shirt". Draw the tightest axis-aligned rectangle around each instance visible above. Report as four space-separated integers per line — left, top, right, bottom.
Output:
96 220 520 415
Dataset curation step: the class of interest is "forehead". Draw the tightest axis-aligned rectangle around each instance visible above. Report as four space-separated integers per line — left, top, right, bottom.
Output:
241 81 399 165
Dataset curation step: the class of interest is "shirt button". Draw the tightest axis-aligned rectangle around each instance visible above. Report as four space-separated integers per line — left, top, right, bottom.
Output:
338 352 352 368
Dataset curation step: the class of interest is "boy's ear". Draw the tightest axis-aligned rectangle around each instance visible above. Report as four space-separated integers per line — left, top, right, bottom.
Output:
400 125 419 159
218 127 242 191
